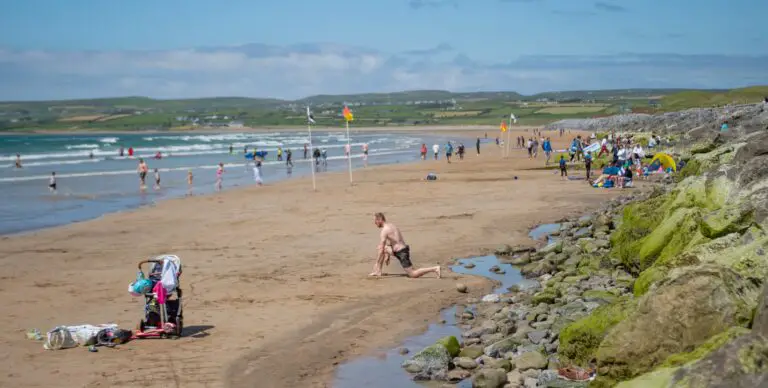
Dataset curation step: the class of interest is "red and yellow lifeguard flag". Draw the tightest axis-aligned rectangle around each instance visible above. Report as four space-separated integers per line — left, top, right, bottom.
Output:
342 106 354 122
500 121 508 132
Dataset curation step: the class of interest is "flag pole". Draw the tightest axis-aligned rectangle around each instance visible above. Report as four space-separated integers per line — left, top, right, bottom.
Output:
346 119 353 185
307 108 317 191
506 115 512 157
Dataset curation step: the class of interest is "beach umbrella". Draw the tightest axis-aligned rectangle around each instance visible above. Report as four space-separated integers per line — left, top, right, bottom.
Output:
650 153 677 172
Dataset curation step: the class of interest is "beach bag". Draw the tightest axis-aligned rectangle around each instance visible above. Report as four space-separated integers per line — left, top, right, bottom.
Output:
44 327 78 350
129 271 154 296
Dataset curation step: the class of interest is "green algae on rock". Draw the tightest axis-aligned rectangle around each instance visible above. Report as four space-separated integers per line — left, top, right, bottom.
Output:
660 326 751 368
436 335 460 358
557 297 636 366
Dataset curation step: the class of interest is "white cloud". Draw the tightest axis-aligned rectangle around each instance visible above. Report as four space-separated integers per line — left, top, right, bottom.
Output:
0 44 765 100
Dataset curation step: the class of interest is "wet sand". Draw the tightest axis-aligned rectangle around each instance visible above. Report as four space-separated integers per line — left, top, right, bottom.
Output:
0 129 619 388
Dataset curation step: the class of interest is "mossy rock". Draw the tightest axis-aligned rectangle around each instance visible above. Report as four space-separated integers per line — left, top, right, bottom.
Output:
660 326 750 368
595 265 760 382
637 208 701 270
557 296 637 366
700 205 754 239
532 287 561 305
436 335 461 357
616 333 768 388
633 267 668 297
582 290 619 305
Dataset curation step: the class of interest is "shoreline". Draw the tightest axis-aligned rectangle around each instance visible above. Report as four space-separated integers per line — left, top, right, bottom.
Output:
0 129 614 388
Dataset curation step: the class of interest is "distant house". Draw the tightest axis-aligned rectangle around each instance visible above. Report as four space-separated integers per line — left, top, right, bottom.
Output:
228 120 244 128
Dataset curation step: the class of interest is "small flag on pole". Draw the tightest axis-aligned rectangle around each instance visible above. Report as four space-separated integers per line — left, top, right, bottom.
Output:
306 106 316 124
510 113 518 124
343 105 354 122
500 121 508 132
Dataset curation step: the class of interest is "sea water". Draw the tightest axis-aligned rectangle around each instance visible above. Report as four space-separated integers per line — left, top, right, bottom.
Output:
0 131 466 235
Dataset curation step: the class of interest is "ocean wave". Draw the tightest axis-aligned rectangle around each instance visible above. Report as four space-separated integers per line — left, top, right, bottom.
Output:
99 137 119 144
65 144 100 150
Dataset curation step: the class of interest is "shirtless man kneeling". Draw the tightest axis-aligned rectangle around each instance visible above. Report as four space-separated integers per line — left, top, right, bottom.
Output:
370 212 441 278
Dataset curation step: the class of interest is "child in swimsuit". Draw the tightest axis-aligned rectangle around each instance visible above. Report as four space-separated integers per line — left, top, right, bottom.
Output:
216 163 224 191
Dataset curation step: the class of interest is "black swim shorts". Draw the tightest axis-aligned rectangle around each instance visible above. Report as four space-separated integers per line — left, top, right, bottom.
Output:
393 245 413 269
139 172 147 180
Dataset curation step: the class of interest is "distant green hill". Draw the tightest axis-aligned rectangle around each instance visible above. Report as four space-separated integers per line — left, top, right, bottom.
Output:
1 86 765 132
660 86 768 110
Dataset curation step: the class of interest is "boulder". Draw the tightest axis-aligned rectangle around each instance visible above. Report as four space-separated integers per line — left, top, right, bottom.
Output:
457 283 468 293
455 357 478 369
521 260 555 277
447 368 472 382
460 345 485 359
539 241 564 255
485 336 522 357
402 343 451 377
616 334 768 388
514 351 548 371
527 330 548 344
501 252 532 266
581 290 618 306
596 265 760 381
473 368 508 388
531 288 560 305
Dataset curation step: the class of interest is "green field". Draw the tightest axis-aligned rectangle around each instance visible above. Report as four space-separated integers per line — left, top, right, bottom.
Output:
0 86 765 132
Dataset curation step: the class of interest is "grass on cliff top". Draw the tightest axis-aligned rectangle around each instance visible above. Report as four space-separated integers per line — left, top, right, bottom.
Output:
661 86 768 110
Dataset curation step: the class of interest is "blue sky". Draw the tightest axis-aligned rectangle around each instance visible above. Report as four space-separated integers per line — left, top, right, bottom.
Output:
0 0 766 100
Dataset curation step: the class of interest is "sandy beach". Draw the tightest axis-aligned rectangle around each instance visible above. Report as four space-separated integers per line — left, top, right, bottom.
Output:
0 129 619 388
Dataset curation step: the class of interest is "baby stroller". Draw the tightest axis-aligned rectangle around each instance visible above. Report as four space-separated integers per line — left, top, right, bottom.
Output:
130 255 183 339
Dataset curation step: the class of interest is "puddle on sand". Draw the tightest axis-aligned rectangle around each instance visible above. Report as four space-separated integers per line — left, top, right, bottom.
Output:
333 255 524 388
452 255 525 294
529 223 561 243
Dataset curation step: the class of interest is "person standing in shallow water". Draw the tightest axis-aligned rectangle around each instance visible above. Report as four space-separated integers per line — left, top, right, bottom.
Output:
476 137 481 155
215 163 224 191
369 212 441 278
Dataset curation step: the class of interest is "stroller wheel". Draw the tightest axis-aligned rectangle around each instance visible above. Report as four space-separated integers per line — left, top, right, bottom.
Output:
138 319 146 333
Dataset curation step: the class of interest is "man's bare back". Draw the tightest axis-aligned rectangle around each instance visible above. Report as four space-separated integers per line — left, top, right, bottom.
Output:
379 223 407 253
370 212 441 279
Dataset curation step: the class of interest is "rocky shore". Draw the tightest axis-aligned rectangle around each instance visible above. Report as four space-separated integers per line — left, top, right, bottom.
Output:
399 103 768 387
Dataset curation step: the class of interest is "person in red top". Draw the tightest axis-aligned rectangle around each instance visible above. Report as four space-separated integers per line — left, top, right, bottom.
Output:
128 147 134 157
420 144 427 160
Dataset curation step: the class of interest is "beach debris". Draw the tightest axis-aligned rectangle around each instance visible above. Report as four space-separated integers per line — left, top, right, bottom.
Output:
481 294 501 303
26 329 44 341
456 283 468 293
425 173 437 181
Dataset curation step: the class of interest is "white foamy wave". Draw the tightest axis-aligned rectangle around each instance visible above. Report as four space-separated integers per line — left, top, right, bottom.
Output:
65 144 100 150
0 149 413 183
21 159 101 167
99 137 119 144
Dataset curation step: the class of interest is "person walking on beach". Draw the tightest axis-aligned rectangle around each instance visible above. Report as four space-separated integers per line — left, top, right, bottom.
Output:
215 163 224 191
344 143 351 159
432 143 440 160
119 146 124 157
457 143 465 160
15 154 22 168
585 151 593 182
153 169 161 190
420 143 427 160
321 148 328 168
253 159 263 186
277 147 283 161
49 172 57 193
369 212 441 278
445 142 453 163
304 143 309 159
476 137 481 155
137 158 148 190
187 170 193 194
286 149 293 167
362 143 369 167
559 155 568 181
543 137 553 165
